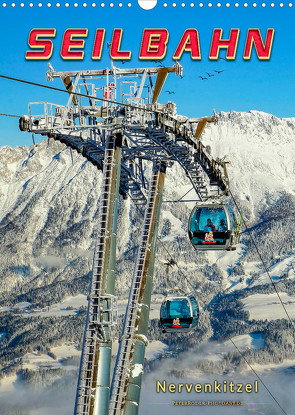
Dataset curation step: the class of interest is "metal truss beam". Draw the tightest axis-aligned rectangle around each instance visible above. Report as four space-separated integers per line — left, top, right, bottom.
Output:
74 132 122 415
109 160 166 415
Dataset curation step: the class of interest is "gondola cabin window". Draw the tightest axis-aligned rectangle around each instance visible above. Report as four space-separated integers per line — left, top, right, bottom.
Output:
160 295 199 333
188 204 239 251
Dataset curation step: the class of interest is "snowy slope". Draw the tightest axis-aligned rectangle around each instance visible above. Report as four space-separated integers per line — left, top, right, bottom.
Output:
242 292 295 320
0 136 199 298
202 111 295 214
1 111 295 300
0 111 295 342
1 111 295 415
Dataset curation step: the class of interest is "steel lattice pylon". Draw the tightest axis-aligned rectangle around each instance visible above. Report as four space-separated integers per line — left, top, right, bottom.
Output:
19 63 231 415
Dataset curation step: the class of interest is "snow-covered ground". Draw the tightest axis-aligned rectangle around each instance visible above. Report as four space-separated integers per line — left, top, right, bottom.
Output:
202 111 295 203
184 333 264 364
206 244 246 291
4 333 265 394
242 293 295 320
205 250 295 294
223 333 264 352
19 332 263 376
206 245 245 272
112 340 168 360
249 255 295 287
149 301 162 320
0 374 18 392
160 210 187 242
0 295 164 320
145 341 169 360
22 343 81 371
36 294 87 317
250 358 295 373
2 111 295 413
0 301 32 313
0 294 87 317
18 338 169 376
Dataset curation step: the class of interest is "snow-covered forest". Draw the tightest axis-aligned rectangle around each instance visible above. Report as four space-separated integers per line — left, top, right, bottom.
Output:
0 110 295 414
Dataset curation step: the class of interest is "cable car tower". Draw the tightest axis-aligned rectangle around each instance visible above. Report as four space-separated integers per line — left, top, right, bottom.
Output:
19 62 238 415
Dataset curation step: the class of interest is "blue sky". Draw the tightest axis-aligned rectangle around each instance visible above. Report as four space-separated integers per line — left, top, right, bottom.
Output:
0 3 294 147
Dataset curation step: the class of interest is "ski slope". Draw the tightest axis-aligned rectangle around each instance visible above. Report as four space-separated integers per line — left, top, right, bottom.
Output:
242 293 295 320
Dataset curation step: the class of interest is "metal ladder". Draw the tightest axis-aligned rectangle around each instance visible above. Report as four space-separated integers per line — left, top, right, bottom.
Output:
109 164 163 415
147 130 209 198
54 133 148 205
74 136 120 415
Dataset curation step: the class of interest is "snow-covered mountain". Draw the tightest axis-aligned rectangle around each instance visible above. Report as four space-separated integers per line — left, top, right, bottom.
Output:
203 111 295 214
1 110 295 413
0 136 197 299
1 110 295 298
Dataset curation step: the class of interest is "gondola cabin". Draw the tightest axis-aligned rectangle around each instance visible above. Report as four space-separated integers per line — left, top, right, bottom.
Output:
160 294 199 333
188 203 240 251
